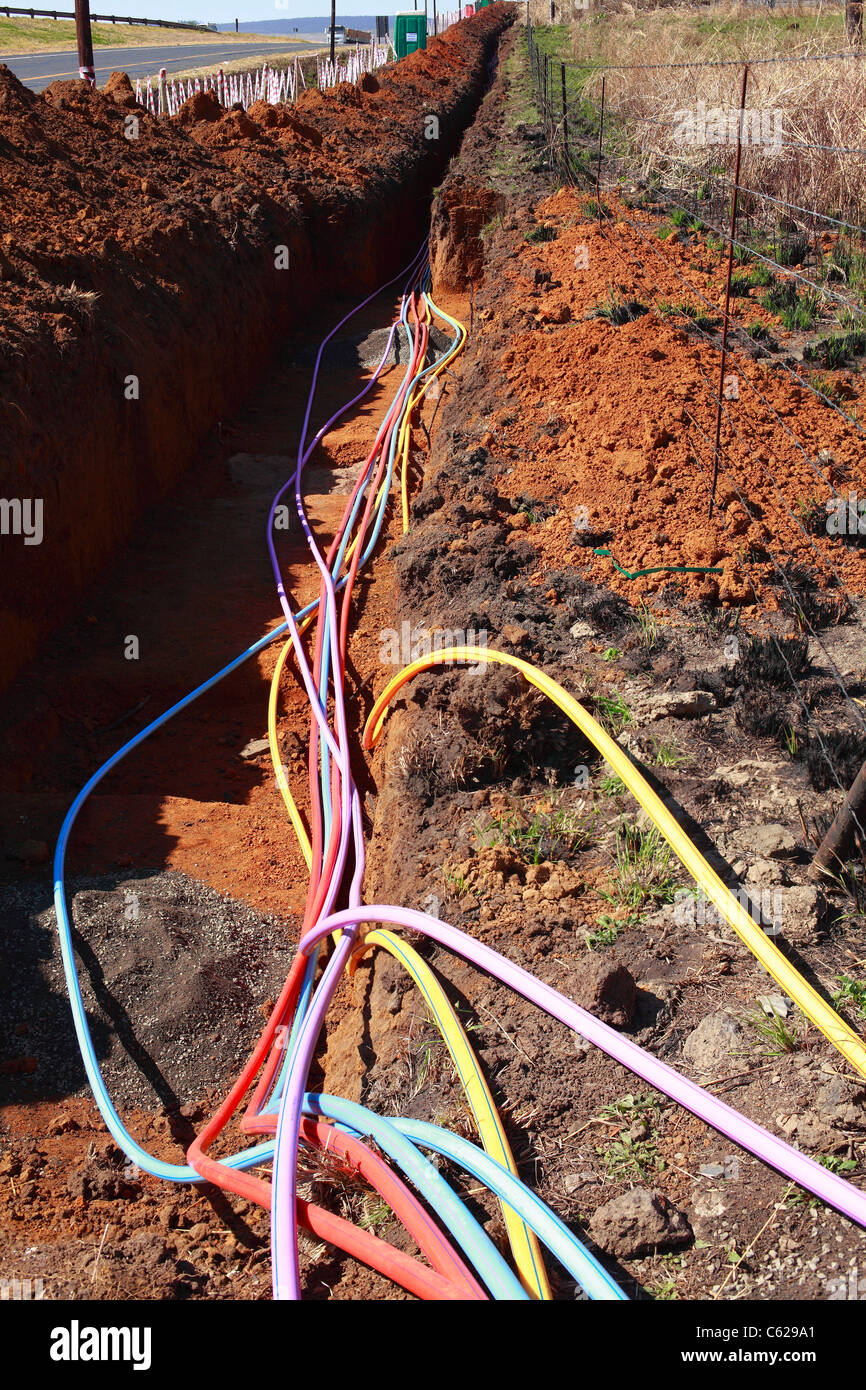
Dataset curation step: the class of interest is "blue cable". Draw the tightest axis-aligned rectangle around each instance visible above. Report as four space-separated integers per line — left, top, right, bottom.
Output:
302 1093 529 1300
52 265 433 1178
393 1117 627 1301
52 619 294 1182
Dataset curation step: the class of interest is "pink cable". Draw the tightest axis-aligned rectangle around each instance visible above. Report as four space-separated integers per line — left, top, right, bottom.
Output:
301 904 866 1229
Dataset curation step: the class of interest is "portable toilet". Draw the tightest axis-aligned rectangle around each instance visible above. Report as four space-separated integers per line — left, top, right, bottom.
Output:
394 10 427 56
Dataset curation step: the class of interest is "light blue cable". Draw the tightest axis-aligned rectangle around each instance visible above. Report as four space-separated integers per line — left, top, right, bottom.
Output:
393 1117 627 1301
52 619 295 1182
301 1093 529 1300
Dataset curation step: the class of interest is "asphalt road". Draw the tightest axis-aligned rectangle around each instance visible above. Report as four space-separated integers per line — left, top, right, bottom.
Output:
0 40 321 92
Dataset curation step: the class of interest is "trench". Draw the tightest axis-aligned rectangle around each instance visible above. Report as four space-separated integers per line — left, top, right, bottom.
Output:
0 18 518 1302
0 14 512 1122
0 5 512 695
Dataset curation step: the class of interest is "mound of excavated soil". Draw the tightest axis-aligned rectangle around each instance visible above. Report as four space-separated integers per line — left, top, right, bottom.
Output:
430 183 866 617
0 4 512 693
0 871 295 1109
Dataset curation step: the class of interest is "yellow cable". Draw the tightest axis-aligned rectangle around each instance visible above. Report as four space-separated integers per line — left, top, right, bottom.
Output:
350 927 551 1300
268 615 316 870
398 295 468 533
363 647 866 1080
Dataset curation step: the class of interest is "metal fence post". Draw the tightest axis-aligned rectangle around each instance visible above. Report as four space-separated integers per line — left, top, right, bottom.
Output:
709 63 749 518
595 73 605 226
560 61 568 173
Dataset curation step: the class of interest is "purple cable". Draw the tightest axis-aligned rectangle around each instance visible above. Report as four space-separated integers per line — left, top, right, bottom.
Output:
271 788 366 1300
271 269 428 1296
263 242 427 769
303 904 866 1230
267 247 429 1298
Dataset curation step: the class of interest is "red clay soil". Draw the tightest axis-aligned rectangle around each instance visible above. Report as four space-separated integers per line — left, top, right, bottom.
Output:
0 286 443 1300
0 4 511 694
443 184 866 619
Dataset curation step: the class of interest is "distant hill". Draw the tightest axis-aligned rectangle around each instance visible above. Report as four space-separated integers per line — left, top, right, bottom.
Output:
214 16 397 35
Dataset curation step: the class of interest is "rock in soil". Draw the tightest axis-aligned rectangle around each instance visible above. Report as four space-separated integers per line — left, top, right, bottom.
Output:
772 884 827 943
572 954 636 1029
682 1008 750 1075
589 1186 693 1258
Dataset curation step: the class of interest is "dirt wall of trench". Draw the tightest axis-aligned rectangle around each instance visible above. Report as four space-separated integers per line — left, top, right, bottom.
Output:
0 4 513 694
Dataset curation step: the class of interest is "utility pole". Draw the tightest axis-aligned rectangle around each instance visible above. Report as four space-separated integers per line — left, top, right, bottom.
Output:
74 0 95 85
330 0 336 62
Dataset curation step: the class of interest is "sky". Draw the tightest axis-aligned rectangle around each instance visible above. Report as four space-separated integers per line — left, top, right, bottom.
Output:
145 3 415 22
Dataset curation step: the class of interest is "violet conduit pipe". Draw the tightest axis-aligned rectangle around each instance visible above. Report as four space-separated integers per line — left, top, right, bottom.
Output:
301 904 866 1229
268 250 428 1297
272 278 430 1297
263 243 427 768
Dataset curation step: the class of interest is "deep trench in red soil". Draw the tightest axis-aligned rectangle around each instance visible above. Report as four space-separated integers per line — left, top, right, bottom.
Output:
4 8 866 1310
0 6 508 693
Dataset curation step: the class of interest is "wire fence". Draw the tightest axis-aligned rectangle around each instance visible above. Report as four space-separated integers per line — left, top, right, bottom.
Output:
525 20 866 872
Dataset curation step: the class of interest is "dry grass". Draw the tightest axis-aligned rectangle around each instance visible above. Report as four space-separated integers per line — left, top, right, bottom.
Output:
568 0 851 67
557 4 865 244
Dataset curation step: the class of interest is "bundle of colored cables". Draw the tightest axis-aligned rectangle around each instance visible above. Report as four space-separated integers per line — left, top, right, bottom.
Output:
53 241 866 1303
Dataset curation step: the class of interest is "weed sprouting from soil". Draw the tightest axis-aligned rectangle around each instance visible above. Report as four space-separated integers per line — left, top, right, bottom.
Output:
474 798 595 864
525 223 558 244
779 289 823 333
589 287 649 325
746 1004 802 1057
833 975 866 1019
632 599 659 649
651 737 689 769
597 1108 666 1180
599 1093 660 1123
585 914 623 950
805 328 866 369
593 690 633 736
598 1134 665 1181
601 819 682 917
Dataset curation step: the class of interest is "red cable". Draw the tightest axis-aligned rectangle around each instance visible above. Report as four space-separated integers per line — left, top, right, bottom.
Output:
186 283 462 1303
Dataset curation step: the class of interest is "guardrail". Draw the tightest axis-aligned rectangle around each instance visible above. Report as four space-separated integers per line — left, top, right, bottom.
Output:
0 6 209 28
